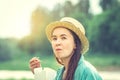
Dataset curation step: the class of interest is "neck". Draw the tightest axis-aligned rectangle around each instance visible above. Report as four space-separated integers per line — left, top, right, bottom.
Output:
62 52 74 70
61 56 71 71
61 55 73 80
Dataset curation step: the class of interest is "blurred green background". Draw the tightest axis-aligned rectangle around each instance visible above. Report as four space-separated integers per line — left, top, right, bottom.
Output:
0 0 120 80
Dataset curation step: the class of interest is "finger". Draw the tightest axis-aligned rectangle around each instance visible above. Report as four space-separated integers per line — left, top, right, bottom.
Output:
30 61 40 67
29 57 40 64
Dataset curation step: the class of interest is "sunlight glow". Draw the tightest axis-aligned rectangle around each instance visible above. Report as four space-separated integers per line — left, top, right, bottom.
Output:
0 0 101 39
0 0 60 39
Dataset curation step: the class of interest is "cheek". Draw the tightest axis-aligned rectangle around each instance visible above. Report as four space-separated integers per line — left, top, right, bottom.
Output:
51 43 57 54
67 45 74 52
65 41 75 53
51 42 55 49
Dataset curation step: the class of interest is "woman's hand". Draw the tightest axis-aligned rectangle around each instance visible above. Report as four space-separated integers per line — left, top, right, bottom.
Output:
29 57 40 74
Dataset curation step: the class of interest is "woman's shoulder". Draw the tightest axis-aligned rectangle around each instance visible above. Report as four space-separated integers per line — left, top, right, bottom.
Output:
76 60 97 73
83 61 102 80
77 55 98 73
56 67 64 74
76 60 102 80
84 60 97 72
56 66 64 72
55 66 64 80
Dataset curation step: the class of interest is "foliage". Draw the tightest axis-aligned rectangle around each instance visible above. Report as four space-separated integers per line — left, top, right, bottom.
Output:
18 6 53 55
0 52 120 71
75 0 90 15
100 0 119 11
0 0 120 72
0 0 120 67
0 52 60 70
17 0 120 56
85 53 120 71
0 39 12 61
0 38 20 61
87 5 120 53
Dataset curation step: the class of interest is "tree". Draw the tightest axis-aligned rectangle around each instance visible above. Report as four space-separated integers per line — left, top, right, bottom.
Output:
76 0 90 15
63 1 74 16
0 38 20 61
87 5 120 53
52 3 63 20
100 0 119 11
19 6 52 55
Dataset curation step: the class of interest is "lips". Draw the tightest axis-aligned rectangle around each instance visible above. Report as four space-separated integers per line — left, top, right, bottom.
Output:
55 48 62 52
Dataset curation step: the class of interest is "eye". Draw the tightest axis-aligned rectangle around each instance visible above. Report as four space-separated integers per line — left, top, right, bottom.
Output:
51 37 57 41
61 37 66 40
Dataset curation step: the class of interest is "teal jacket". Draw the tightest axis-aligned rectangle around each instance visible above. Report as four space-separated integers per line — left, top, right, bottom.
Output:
55 55 102 80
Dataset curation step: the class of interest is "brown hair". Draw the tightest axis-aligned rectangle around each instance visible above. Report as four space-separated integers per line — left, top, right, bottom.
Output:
56 28 82 80
65 29 82 80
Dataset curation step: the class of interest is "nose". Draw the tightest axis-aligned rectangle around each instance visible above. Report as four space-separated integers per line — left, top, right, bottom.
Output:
55 39 61 46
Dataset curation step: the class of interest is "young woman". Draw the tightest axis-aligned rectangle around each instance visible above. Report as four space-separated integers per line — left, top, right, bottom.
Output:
29 17 102 80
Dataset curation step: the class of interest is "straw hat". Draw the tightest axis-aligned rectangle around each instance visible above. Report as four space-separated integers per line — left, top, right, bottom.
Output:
46 17 89 54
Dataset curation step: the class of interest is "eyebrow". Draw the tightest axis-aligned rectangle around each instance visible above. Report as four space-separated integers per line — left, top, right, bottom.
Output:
51 34 67 38
61 34 67 37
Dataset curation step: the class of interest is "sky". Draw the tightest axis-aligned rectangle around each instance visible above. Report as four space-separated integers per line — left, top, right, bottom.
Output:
0 0 102 39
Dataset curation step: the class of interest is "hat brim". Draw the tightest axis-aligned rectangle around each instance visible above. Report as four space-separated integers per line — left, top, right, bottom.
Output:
46 21 89 54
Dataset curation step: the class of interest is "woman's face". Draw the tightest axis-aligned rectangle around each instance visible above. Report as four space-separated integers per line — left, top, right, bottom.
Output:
51 27 76 59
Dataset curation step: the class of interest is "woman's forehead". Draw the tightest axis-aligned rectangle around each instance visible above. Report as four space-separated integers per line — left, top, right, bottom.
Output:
52 27 71 35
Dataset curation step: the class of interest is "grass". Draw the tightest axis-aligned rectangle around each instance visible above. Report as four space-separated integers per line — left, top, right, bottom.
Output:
0 53 61 71
84 53 120 71
0 52 120 71
0 52 120 80
2 78 33 80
